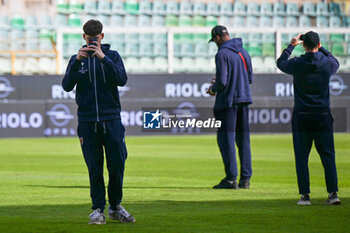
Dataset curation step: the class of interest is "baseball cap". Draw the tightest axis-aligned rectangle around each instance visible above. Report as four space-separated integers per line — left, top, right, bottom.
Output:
300 31 320 49
208 25 229 43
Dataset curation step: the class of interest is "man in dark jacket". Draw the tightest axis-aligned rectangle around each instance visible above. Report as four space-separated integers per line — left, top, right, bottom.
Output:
62 20 135 224
277 31 341 206
207 25 253 189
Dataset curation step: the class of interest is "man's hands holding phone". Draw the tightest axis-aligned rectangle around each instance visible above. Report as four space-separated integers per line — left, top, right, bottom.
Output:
76 40 105 61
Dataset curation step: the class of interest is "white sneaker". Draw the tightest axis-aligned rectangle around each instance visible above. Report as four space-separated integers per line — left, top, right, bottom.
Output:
325 192 341 205
297 194 311 206
89 208 106 225
108 205 135 222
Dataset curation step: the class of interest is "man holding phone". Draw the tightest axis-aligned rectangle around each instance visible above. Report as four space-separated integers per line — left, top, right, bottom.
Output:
277 31 341 206
207 25 253 189
62 19 135 224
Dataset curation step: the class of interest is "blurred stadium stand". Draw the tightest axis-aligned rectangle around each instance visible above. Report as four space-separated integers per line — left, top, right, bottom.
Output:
0 0 350 75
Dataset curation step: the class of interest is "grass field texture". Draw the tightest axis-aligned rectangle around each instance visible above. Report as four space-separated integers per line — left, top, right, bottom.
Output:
0 134 349 233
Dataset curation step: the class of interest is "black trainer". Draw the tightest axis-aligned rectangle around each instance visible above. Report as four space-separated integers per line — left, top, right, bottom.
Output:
324 192 341 205
238 180 250 189
297 194 311 206
213 179 238 189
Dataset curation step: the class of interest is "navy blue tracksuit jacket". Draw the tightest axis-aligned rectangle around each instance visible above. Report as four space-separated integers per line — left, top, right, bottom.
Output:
212 38 253 181
277 44 339 194
62 44 128 211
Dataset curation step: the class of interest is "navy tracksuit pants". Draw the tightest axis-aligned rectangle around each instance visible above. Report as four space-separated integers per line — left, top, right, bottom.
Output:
292 109 338 194
77 119 127 211
214 104 252 181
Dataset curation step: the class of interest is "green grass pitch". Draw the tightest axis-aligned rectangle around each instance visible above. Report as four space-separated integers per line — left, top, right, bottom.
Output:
0 134 349 233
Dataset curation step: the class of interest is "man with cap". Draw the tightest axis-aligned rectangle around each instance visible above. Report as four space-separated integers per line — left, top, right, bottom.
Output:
277 31 341 205
207 25 253 189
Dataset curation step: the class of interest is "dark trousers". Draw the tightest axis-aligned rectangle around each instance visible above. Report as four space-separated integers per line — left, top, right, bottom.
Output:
292 110 338 194
214 104 252 181
77 119 127 211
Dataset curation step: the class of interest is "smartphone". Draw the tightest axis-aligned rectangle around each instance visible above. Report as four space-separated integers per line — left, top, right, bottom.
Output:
88 38 97 56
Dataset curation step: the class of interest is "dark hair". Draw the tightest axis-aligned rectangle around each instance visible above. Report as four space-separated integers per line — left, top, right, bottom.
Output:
83 19 103 36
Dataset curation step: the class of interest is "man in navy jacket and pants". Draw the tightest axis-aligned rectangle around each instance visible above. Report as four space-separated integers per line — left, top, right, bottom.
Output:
277 31 341 206
62 20 135 224
207 26 253 189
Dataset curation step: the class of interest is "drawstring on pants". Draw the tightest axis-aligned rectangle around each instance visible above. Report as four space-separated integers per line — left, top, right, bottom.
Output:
94 121 107 134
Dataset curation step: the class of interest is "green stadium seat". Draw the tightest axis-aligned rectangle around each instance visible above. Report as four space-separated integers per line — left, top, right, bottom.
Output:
303 2 316 17
316 2 329 16
111 0 125 15
153 1 166 15
98 0 111 15
321 43 330 51
262 43 275 57
56 0 68 14
206 16 218 27
11 15 25 30
110 33 125 44
299 15 311 27
193 2 206 16
286 3 299 16
207 2 220 16
332 43 345 56
139 43 153 57
124 15 138 42
139 0 152 15
220 2 233 16
194 42 208 57
330 2 341 15
180 1 192 15
166 1 178 15
178 15 192 42
247 2 259 16
68 0 83 14
262 33 274 43
153 43 167 57
260 3 273 16
125 0 139 15
192 15 206 42
193 15 205 27
248 43 262 56
316 16 328 27
233 2 246 16
273 2 285 16
68 14 81 27
319 34 327 43
165 15 178 27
